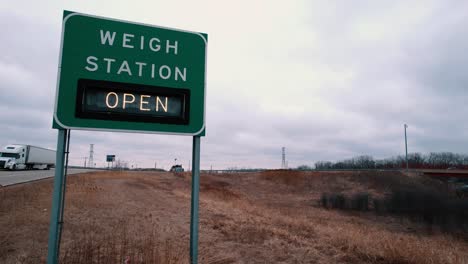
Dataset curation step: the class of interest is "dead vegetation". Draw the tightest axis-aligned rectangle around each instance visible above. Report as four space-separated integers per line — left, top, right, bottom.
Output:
0 170 467 263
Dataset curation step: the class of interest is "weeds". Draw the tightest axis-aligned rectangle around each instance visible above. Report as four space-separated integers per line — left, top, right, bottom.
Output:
321 193 369 211
384 188 468 233
60 229 186 264
348 193 370 211
322 189 468 234
321 193 346 210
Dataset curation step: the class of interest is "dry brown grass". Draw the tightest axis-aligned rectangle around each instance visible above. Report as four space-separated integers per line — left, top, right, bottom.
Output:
321 225 466 264
0 170 467 263
60 228 186 264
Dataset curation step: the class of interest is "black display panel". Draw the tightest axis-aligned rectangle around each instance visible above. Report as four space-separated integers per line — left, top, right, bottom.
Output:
75 79 190 125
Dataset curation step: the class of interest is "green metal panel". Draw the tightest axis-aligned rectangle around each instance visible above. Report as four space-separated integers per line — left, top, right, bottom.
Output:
54 11 207 135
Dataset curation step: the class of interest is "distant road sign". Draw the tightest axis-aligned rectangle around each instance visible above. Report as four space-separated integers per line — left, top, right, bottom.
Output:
53 11 207 135
106 155 115 162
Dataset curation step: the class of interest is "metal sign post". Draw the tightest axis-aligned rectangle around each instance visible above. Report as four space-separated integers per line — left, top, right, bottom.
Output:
190 136 201 264
47 129 68 264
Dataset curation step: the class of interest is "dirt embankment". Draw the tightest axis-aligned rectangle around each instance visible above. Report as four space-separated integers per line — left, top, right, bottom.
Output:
0 170 467 263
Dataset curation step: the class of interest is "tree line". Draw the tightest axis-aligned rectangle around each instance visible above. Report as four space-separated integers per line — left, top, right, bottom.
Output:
314 152 468 170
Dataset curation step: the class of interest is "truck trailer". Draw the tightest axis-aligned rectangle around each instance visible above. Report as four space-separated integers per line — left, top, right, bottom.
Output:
0 144 56 170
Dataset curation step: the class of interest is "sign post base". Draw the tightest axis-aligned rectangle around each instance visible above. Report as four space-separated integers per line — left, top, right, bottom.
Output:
46 129 68 264
190 136 201 264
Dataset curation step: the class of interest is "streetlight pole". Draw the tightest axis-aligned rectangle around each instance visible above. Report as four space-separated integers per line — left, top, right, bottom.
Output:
404 124 408 172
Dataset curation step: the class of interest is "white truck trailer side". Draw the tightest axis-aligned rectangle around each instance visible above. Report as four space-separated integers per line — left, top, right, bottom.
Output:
0 144 56 170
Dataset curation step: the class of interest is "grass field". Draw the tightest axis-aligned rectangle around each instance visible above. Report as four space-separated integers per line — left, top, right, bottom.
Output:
1 170 467 263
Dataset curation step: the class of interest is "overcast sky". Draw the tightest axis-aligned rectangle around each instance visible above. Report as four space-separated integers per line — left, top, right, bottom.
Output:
1 1 467 169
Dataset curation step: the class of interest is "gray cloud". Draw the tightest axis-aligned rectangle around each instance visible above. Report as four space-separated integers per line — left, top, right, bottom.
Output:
1 1 467 169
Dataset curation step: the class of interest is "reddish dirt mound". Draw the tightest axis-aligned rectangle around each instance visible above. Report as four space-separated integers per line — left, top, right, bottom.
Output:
201 179 241 200
260 169 312 186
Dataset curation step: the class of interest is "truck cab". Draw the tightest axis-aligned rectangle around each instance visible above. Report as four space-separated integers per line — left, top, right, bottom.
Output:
0 145 27 170
0 144 55 170
170 164 184 172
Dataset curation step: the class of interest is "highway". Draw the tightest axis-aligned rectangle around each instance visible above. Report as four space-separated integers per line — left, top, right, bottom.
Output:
0 168 98 186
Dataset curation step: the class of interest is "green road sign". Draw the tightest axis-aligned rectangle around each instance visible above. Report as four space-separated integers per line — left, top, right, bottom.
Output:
53 11 207 135
106 155 115 162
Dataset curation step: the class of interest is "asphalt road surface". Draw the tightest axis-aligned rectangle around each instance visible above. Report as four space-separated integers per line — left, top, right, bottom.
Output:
0 168 98 186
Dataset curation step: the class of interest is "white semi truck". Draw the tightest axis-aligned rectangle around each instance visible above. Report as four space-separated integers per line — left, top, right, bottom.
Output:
0 144 56 170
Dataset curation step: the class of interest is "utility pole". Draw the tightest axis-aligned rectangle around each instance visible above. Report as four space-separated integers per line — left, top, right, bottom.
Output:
83 157 87 168
88 144 94 168
404 124 408 172
281 147 287 169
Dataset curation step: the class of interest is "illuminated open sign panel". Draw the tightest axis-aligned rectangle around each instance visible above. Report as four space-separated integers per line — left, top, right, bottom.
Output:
76 79 190 124
53 11 207 135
